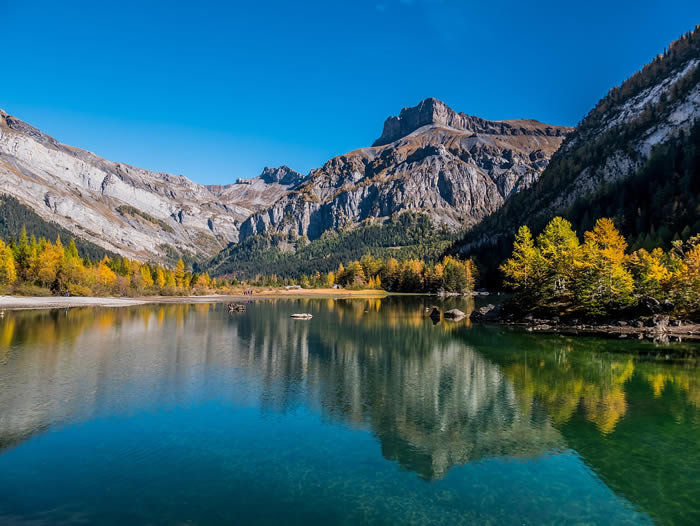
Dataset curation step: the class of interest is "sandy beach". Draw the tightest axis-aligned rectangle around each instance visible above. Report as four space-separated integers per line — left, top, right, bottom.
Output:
0 289 389 311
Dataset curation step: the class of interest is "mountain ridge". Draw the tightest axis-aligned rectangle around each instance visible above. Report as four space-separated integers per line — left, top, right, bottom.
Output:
372 97 568 146
0 109 303 262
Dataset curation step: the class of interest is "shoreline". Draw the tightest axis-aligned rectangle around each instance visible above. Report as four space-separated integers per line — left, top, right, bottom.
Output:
469 305 700 343
0 289 390 311
500 320 700 343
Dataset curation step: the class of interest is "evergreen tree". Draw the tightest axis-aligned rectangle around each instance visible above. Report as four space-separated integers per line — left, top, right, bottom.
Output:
668 235 700 315
0 240 17 285
628 248 670 300
155 267 166 288
140 266 155 288
15 225 30 279
95 258 117 291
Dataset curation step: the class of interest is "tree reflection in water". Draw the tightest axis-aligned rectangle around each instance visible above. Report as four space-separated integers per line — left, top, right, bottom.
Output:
0 298 698 522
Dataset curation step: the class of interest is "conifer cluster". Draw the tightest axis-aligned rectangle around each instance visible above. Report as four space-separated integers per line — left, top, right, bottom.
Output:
501 217 700 317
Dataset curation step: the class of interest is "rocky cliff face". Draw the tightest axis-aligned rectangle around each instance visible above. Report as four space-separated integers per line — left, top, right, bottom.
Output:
373 97 568 146
239 99 571 242
0 111 302 261
206 166 304 216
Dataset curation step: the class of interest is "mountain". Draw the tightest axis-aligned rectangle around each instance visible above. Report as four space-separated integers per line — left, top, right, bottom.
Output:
206 165 305 209
237 98 570 246
453 26 700 284
372 97 567 146
0 95 568 272
0 110 303 262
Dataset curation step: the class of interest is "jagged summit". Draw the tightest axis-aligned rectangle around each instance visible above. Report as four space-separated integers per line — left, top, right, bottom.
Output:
372 97 569 146
259 165 305 186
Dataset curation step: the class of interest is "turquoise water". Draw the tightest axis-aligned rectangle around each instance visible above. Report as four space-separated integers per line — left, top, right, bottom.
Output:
0 297 698 525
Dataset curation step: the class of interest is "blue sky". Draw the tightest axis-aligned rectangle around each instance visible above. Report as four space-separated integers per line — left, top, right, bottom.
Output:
1 1 697 184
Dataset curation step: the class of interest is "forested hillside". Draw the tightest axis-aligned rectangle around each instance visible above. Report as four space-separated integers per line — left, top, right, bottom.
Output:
453 26 700 287
0 195 115 261
205 212 457 279
566 121 699 251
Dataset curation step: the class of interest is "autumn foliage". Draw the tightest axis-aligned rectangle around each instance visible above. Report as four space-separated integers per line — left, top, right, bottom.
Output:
309 254 475 293
0 227 220 297
501 217 699 317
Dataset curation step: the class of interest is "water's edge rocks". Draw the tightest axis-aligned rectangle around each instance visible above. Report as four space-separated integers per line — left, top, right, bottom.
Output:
469 303 700 343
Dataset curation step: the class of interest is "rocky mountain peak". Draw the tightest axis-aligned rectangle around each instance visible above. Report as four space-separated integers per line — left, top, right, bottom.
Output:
372 98 453 146
372 98 570 146
235 98 571 247
259 165 305 186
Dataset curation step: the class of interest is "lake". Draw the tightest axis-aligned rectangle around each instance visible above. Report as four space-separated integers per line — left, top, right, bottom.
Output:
0 297 698 525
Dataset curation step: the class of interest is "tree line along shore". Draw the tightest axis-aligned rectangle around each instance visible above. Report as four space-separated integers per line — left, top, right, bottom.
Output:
498 217 699 320
0 226 475 298
0 218 698 328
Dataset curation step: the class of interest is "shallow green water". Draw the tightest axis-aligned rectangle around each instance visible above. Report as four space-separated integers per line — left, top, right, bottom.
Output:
0 297 698 525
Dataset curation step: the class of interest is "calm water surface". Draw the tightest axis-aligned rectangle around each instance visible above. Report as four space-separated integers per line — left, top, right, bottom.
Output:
0 297 698 525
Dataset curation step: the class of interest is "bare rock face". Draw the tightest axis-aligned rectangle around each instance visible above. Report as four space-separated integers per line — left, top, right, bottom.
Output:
373 97 568 146
258 166 305 185
206 166 304 221
239 99 571 242
0 110 301 262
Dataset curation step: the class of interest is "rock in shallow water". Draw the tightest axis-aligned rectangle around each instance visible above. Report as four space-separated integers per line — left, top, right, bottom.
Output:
444 309 466 320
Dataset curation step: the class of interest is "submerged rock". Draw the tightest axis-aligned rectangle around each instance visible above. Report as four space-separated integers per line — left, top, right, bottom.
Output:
653 315 670 331
469 303 502 322
444 309 466 320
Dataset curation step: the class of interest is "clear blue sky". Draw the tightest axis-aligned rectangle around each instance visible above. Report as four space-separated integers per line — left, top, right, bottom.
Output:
1 0 697 184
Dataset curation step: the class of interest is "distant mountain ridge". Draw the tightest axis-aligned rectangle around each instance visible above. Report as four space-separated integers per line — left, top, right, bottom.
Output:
0 110 303 261
0 97 568 268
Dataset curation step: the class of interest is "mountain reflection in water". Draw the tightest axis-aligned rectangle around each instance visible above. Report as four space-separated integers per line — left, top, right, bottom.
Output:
0 297 698 525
